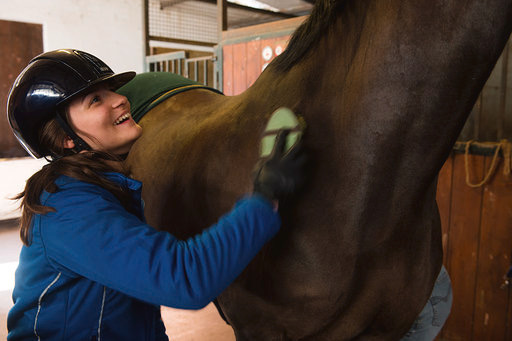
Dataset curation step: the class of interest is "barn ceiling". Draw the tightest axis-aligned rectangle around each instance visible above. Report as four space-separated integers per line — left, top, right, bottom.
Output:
159 0 313 28
153 0 313 44
233 0 313 15
226 0 313 27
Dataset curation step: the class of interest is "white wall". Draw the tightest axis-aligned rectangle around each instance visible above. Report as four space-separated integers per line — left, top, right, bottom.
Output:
0 157 47 220
0 0 145 73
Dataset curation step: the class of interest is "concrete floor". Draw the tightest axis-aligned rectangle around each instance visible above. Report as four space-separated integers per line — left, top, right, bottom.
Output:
0 158 235 340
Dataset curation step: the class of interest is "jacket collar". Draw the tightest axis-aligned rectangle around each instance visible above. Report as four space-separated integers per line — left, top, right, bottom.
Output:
54 172 142 192
103 172 142 191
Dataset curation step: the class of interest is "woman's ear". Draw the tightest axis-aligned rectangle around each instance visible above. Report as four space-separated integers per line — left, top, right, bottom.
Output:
63 136 75 149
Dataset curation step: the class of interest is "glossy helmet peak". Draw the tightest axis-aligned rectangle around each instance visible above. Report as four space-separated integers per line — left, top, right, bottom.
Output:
7 49 135 158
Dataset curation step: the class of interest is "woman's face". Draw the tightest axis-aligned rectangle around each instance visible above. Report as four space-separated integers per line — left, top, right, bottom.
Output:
66 84 142 155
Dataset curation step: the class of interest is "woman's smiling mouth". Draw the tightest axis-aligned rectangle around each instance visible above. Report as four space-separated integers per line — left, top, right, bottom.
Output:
114 113 131 125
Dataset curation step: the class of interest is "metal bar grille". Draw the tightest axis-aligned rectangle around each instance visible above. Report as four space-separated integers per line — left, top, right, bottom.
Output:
145 52 218 89
148 0 218 44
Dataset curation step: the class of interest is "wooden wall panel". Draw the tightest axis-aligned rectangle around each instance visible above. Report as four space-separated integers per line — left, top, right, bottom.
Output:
0 20 43 158
246 40 262 89
222 44 234 95
472 157 512 340
435 156 454 341
222 35 290 96
435 154 485 341
232 42 247 96
436 154 454 266
434 153 512 341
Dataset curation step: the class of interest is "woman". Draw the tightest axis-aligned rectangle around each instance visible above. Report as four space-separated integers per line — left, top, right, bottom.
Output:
6 49 306 340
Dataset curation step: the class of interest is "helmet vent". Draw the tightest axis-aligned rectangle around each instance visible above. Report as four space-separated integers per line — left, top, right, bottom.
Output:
75 50 112 75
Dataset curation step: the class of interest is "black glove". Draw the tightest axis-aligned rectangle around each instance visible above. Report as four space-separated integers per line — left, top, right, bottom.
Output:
252 130 307 202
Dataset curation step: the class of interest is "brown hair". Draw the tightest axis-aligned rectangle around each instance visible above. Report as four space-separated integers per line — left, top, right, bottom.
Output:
15 117 134 246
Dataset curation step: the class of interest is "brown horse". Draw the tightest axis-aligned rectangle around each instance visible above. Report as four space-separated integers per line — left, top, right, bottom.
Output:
126 0 512 339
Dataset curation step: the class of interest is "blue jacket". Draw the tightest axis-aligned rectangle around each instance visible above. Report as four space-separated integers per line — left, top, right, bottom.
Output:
7 172 280 340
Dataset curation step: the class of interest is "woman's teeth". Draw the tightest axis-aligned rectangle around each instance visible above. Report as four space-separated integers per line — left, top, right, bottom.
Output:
114 113 131 125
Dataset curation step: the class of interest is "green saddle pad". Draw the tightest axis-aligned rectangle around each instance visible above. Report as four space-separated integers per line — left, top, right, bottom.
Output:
116 72 222 122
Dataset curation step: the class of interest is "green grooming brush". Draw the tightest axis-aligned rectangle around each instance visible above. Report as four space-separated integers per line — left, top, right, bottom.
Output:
260 107 306 158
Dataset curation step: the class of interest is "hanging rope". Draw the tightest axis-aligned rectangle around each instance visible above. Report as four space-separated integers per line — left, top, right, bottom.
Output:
464 139 511 188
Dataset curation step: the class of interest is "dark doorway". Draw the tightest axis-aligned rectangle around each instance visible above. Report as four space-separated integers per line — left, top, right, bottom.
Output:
0 20 43 158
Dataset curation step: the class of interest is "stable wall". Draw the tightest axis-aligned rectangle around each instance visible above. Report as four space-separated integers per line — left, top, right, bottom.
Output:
437 153 512 340
0 0 145 73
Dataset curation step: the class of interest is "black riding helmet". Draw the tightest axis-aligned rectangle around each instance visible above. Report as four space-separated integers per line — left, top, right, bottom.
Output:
7 49 135 158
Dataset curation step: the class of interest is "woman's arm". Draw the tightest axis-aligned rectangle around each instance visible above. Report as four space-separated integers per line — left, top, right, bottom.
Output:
40 181 280 309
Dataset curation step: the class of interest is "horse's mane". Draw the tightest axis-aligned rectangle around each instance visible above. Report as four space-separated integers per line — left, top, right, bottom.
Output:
271 0 348 72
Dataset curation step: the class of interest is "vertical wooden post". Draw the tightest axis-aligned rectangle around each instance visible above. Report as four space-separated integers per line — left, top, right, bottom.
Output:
144 0 150 56
442 154 486 340
217 0 227 40
473 93 482 140
498 41 509 140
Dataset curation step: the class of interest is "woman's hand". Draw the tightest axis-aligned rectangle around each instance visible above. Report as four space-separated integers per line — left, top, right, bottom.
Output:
252 130 307 204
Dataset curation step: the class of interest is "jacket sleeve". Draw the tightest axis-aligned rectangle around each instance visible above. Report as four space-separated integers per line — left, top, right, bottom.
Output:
39 180 280 309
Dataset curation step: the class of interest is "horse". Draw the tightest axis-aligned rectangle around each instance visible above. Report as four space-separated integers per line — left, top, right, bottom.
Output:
125 0 512 339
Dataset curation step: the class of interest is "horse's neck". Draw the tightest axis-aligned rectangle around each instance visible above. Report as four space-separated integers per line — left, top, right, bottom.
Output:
258 0 511 183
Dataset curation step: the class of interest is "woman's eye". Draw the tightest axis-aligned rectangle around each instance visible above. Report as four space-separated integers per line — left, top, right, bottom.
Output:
90 95 100 105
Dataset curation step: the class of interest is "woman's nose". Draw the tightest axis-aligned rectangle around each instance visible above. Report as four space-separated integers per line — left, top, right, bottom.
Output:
111 93 128 108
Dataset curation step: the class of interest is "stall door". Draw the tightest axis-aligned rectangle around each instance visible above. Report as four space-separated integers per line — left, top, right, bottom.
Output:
0 20 43 158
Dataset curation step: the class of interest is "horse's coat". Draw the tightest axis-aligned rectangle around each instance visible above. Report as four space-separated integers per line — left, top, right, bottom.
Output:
126 1 512 339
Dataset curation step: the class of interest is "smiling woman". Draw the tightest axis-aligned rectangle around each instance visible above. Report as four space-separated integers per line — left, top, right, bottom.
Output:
65 86 142 155
4 49 307 340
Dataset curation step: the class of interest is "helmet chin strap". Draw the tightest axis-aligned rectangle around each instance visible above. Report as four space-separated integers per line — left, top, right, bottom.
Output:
54 112 91 154
53 112 130 162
